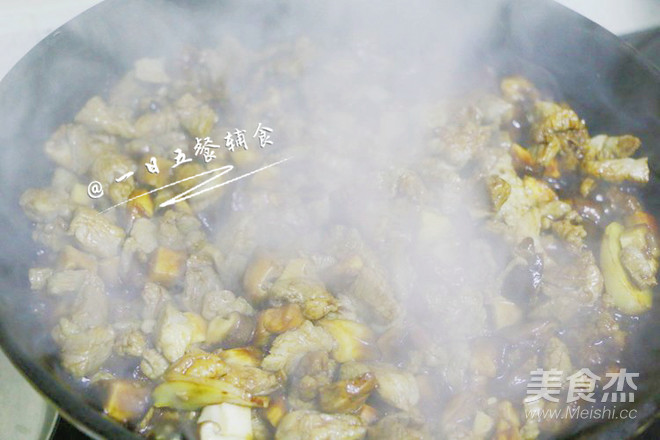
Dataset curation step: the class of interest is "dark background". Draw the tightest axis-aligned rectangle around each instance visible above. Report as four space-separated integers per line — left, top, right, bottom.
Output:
50 26 660 440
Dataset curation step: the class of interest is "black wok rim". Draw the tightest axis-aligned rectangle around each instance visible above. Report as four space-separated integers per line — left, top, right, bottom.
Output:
0 1 659 439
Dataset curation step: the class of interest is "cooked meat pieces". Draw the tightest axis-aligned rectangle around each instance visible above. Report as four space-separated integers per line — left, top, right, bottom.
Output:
275 411 366 440
20 35 658 440
261 321 335 373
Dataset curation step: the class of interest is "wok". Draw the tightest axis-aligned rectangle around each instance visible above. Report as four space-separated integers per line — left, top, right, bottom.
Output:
0 0 659 439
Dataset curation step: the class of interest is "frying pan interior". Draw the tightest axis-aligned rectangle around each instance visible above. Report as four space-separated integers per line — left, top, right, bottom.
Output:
0 0 658 438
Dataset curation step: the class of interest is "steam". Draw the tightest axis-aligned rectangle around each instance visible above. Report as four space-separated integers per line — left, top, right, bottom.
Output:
196 0 516 417
183 0 653 432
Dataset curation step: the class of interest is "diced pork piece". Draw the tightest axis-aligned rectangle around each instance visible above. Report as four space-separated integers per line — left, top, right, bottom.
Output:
500 76 540 103
176 93 218 138
130 218 159 255
476 94 515 124
262 321 334 373
620 226 659 289
134 58 170 84
582 158 649 184
542 250 603 304
29 267 53 290
44 124 116 175
75 96 135 138
368 413 429 440
550 218 587 247
317 319 376 363
133 109 180 138
155 304 205 362
347 268 400 324
584 134 641 161
620 242 658 290
531 101 589 170
70 273 109 328
542 337 572 379
493 401 523 440
157 209 204 251
288 351 337 406
52 318 115 377
202 289 254 321
428 122 490 168
115 330 147 357
140 348 170 380
90 152 136 187
183 254 223 312
318 372 377 414
269 274 337 321
600 222 654 314
46 269 87 296
57 245 98 271
20 188 72 223
222 364 280 396
338 362 372 381
69 207 125 258
33 217 70 251
275 411 366 440
141 282 170 321
371 365 420 412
